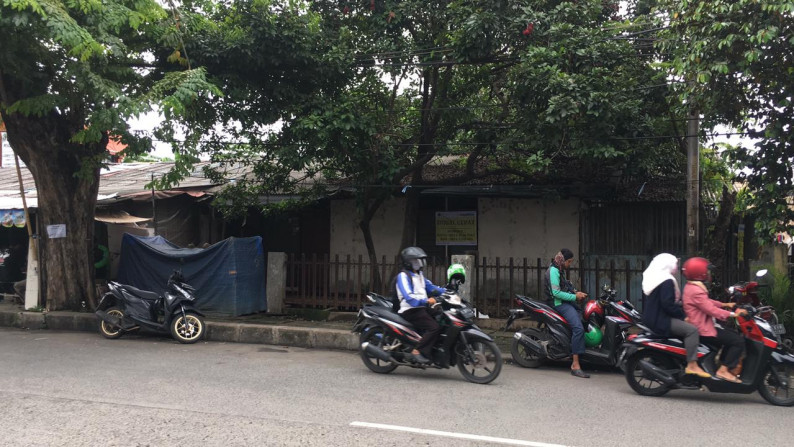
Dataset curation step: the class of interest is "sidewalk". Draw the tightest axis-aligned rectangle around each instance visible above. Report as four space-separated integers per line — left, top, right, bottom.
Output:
0 300 524 352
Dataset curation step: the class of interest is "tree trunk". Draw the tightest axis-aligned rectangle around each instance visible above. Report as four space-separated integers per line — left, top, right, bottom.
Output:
359 217 382 292
358 191 389 292
400 185 420 251
2 111 103 311
705 185 737 290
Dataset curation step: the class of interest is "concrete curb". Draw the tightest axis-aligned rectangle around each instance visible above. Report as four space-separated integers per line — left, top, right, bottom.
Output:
0 309 359 351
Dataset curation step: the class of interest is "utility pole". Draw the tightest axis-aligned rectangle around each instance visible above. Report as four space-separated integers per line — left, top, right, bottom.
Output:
151 172 158 235
686 111 700 256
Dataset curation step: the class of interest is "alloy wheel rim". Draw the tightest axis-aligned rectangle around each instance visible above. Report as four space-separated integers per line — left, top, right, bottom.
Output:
101 309 124 335
177 315 202 340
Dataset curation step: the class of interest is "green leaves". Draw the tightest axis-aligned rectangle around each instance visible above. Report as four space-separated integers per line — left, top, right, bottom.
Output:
655 0 794 238
1 0 220 178
5 94 65 117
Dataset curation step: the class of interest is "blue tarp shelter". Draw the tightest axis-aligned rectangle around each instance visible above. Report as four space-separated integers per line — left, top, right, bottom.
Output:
118 234 266 316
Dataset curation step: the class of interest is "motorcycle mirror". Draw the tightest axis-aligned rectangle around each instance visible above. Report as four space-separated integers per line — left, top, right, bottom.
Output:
756 269 768 278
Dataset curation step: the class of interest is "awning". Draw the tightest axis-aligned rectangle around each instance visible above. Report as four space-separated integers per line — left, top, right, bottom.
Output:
122 190 209 202
94 210 152 224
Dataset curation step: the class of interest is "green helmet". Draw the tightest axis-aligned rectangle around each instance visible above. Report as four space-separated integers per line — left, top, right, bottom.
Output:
447 263 466 284
584 323 603 348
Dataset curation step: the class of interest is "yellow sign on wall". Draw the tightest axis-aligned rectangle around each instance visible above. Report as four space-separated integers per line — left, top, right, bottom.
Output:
436 211 477 246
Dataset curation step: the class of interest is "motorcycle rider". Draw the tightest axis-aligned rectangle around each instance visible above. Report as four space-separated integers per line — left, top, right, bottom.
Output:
682 257 747 383
544 248 590 378
642 253 709 377
395 247 446 364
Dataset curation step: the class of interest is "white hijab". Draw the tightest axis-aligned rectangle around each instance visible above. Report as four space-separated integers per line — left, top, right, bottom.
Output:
642 253 680 299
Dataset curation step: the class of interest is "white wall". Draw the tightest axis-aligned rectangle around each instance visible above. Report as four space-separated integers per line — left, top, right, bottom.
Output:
477 197 580 262
329 198 405 259
329 196 580 262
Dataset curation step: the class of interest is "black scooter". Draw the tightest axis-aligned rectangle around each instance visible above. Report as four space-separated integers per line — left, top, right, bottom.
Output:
95 271 206 344
505 287 641 369
352 288 503 384
622 304 794 406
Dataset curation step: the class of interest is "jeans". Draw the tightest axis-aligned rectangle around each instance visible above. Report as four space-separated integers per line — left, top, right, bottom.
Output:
554 302 585 355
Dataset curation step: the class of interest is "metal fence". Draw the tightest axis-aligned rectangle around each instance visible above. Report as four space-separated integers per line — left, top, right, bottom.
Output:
285 254 648 317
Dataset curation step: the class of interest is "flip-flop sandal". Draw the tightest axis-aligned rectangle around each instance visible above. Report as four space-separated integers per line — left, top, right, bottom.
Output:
716 374 741 383
571 369 590 378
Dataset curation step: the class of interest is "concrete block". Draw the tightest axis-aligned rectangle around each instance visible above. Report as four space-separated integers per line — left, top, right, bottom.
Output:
238 324 277 345
45 314 76 331
312 328 357 351
206 322 240 343
73 314 98 332
0 311 20 328
276 326 313 348
20 312 46 330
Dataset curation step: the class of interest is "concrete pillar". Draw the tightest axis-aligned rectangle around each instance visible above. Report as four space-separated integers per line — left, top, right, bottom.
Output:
451 254 475 302
772 245 787 274
24 243 39 309
266 252 287 314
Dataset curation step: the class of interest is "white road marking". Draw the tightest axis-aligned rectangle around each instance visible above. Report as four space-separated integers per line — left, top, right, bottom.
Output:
350 421 570 447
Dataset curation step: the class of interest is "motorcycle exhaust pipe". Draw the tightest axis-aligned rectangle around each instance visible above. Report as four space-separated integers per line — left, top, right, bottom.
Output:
95 310 121 329
361 342 394 363
513 332 548 358
638 360 676 386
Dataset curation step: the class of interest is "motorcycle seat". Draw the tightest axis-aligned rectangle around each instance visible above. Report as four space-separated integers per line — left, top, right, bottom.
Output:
119 285 161 301
365 306 417 330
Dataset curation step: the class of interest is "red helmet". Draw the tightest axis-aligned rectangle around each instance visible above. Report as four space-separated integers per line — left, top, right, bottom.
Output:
584 300 604 326
682 257 711 281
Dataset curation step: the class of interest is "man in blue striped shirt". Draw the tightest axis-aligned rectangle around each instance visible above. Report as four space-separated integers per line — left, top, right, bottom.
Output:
395 247 446 364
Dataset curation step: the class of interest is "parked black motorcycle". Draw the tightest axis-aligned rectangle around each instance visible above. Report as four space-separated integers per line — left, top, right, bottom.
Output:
505 285 641 369
352 291 502 384
622 304 794 406
95 271 206 344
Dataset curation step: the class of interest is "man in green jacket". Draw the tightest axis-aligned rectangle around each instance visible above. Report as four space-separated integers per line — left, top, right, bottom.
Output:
543 248 589 378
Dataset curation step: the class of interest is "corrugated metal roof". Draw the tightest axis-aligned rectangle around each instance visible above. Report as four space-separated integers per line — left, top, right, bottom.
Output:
0 162 251 209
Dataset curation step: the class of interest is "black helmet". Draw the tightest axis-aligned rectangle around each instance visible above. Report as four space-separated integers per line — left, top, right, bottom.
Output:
400 246 428 271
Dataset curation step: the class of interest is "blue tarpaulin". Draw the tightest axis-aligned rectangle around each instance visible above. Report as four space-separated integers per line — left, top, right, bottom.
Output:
118 234 266 316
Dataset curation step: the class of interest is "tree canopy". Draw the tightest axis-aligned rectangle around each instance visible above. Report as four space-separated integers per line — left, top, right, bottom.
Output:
186 0 690 274
653 0 794 238
0 0 218 309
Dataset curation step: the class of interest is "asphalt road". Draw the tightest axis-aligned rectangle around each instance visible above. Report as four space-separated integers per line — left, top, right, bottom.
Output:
0 328 792 447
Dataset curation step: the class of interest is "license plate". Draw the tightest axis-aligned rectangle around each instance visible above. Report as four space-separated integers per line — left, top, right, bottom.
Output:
772 324 786 334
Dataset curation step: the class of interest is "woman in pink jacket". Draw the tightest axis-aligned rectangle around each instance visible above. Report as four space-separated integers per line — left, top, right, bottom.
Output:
681 257 747 383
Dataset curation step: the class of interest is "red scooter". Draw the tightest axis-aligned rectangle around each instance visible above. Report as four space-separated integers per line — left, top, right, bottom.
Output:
622 304 794 406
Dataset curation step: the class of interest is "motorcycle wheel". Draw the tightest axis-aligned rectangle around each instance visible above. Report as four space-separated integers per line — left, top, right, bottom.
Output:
98 307 125 339
624 351 674 397
510 328 546 368
758 363 794 407
170 312 205 344
457 340 502 384
359 326 398 374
